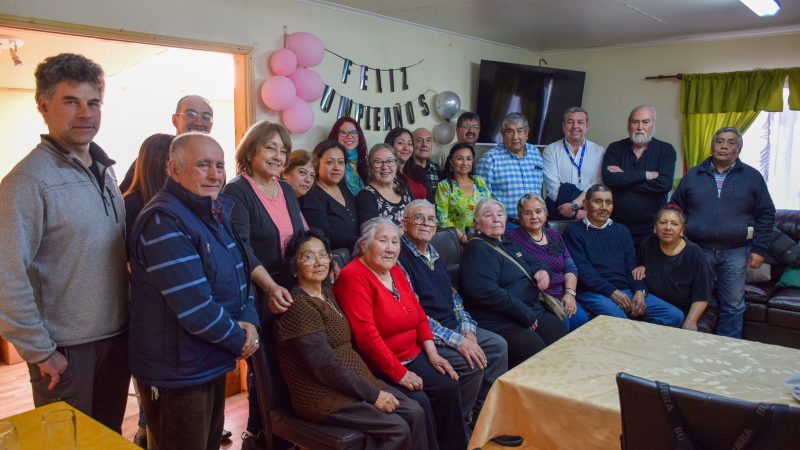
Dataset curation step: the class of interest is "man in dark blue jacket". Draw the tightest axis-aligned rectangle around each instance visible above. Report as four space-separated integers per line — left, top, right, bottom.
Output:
129 133 259 450
671 127 775 338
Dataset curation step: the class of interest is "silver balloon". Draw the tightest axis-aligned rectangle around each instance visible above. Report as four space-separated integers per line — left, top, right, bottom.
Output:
432 121 456 145
433 91 461 120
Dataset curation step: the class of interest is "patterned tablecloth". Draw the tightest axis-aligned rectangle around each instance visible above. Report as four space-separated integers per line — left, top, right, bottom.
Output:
0 401 137 450
469 316 800 450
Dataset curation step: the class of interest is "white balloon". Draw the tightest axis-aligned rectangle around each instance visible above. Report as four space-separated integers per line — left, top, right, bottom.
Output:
433 91 461 120
432 121 456 145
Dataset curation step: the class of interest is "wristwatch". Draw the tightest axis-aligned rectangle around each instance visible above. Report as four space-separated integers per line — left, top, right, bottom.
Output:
637 289 647 297
565 288 577 297
570 202 579 218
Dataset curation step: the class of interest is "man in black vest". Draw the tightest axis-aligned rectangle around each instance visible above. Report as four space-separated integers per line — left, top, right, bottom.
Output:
398 199 508 429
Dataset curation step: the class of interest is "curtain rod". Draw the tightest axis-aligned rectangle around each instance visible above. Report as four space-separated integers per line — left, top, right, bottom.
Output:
644 74 683 80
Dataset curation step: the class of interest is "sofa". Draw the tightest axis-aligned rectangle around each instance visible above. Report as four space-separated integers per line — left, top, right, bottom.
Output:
743 209 800 349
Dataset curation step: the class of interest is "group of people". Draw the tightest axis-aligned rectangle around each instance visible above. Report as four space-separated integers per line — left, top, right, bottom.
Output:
0 51 777 450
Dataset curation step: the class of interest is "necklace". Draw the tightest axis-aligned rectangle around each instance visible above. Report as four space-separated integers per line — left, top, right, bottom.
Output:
361 258 401 301
305 288 344 318
529 230 545 243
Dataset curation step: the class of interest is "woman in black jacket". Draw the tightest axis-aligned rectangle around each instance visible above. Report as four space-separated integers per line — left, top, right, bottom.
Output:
459 198 567 368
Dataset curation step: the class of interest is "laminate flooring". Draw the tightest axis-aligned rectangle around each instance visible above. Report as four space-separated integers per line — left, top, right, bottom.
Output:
0 361 250 449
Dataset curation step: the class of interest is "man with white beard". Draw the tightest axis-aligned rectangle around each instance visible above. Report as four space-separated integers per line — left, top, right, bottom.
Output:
601 105 676 254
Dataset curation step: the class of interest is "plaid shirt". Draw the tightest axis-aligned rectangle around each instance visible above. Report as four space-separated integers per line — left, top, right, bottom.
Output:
422 160 441 190
475 143 544 218
398 236 477 349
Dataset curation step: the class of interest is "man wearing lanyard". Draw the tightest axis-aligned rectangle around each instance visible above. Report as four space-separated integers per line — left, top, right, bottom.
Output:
542 106 605 220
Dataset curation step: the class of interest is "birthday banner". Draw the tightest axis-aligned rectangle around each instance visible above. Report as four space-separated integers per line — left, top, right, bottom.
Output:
320 86 432 132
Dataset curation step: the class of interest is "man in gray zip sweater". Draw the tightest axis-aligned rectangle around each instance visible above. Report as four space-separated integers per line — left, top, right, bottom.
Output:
0 53 129 432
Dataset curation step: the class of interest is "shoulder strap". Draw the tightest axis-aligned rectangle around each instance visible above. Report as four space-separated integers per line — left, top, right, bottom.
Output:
655 381 696 450
469 237 533 282
729 402 779 450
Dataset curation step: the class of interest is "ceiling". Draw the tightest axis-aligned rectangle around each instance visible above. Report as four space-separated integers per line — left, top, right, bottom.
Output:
0 26 165 90
321 0 800 52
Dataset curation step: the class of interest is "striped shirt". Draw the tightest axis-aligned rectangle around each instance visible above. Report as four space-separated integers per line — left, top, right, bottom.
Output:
711 161 736 197
475 143 544 218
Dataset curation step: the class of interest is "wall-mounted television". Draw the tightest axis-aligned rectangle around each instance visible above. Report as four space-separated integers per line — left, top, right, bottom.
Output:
475 60 586 146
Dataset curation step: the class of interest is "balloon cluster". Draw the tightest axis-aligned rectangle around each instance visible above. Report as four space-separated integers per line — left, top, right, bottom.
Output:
261 32 325 134
432 91 461 145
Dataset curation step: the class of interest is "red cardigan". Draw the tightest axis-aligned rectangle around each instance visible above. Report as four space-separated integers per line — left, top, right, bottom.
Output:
334 258 434 382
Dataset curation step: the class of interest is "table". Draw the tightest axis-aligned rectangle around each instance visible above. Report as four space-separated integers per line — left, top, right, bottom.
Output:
469 316 800 450
0 401 138 450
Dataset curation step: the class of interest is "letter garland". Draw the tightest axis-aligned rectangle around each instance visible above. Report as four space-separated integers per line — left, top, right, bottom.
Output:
320 85 432 132
326 49 423 93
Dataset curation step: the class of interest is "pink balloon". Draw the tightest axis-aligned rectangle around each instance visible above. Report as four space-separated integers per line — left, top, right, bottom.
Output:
285 32 325 68
260 76 296 111
289 68 324 102
282 97 314 134
269 49 297 76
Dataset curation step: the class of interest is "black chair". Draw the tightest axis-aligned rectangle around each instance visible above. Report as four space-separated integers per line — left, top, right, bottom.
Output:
616 372 800 450
432 226 463 287
250 317 365 450
330 247 352 269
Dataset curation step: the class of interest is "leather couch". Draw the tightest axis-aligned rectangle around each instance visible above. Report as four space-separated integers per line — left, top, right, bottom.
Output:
743 209 800 349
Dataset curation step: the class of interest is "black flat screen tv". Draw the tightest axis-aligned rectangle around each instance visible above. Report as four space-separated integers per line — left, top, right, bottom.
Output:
475 60 586 146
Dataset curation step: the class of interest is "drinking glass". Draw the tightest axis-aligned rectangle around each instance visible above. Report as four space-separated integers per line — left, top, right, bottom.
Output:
0 421 19 450
41 409 76 450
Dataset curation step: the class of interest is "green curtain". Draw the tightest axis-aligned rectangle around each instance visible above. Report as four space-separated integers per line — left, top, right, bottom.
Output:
681 111 760 171
679 67 800 176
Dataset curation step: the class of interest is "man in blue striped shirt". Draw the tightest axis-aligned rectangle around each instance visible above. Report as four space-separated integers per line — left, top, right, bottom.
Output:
475 112 545 227
128 133 259 450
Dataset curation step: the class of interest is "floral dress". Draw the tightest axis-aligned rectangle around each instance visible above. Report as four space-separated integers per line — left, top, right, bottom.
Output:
435 175 491 233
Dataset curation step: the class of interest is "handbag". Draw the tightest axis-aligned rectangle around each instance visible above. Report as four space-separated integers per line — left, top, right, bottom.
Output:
470 237 568 321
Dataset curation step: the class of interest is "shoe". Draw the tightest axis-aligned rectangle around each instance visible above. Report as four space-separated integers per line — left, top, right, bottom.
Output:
221 428 232 442
241 431 266 450
490 435 524 447
133 426 147 449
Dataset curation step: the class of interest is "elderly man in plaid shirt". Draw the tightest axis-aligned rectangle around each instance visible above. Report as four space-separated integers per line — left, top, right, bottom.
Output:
398 199 508 430
475 112 545 228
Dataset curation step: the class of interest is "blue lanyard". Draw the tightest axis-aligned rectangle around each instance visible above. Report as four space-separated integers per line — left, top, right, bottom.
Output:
562 139 586 183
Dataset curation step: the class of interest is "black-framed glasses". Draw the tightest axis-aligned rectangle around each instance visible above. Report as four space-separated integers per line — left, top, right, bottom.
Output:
371 158 397 168
406 214 438 226
339 130 359 137
177 110 213 124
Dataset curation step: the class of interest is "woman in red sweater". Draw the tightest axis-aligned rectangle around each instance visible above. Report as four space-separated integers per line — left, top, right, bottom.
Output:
334 217 468 450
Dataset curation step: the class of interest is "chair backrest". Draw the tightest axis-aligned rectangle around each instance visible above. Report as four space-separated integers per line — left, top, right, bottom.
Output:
431 226 463 287
330 247 352 269
616 372 800 450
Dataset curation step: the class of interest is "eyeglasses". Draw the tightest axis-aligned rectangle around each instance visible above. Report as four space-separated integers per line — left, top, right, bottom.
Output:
299 251 332 265
459 124 480 130
371 158 397 168
339 130 359 137
405 214 438 226
177 110 214 124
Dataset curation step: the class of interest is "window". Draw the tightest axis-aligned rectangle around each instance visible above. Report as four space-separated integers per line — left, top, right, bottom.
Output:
741 88 800 210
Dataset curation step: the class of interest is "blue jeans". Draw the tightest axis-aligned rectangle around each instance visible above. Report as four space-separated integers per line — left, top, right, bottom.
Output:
564 304 589 331
576 289 684 327
703 246 748 338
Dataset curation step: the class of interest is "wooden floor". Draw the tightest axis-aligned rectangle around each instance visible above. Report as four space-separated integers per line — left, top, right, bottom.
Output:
0 361 251 450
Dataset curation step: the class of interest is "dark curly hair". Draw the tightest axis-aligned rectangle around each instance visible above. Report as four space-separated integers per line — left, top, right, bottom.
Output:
35 53 105 102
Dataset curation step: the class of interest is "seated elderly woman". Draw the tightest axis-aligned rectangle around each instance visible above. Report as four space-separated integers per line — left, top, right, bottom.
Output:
634 206 712 331
275 229 427 449
507 192 589 331
334 217 467 450
459 198 568 368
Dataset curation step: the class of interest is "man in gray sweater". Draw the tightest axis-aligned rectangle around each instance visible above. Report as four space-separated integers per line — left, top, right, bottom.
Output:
0 53 129 432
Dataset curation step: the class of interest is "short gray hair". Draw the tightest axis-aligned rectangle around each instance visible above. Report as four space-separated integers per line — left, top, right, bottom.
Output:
711 127 743 151
501 112 529 131
354 216 402 257
563 106 589 122
403 199 435 219
628 105 657 123
516 192 547 218
472 198 506 227
169 132 220 168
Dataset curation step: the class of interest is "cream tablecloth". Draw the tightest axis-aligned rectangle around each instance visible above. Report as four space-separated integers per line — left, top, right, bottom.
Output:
0 401 138 450
469 316 800 450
